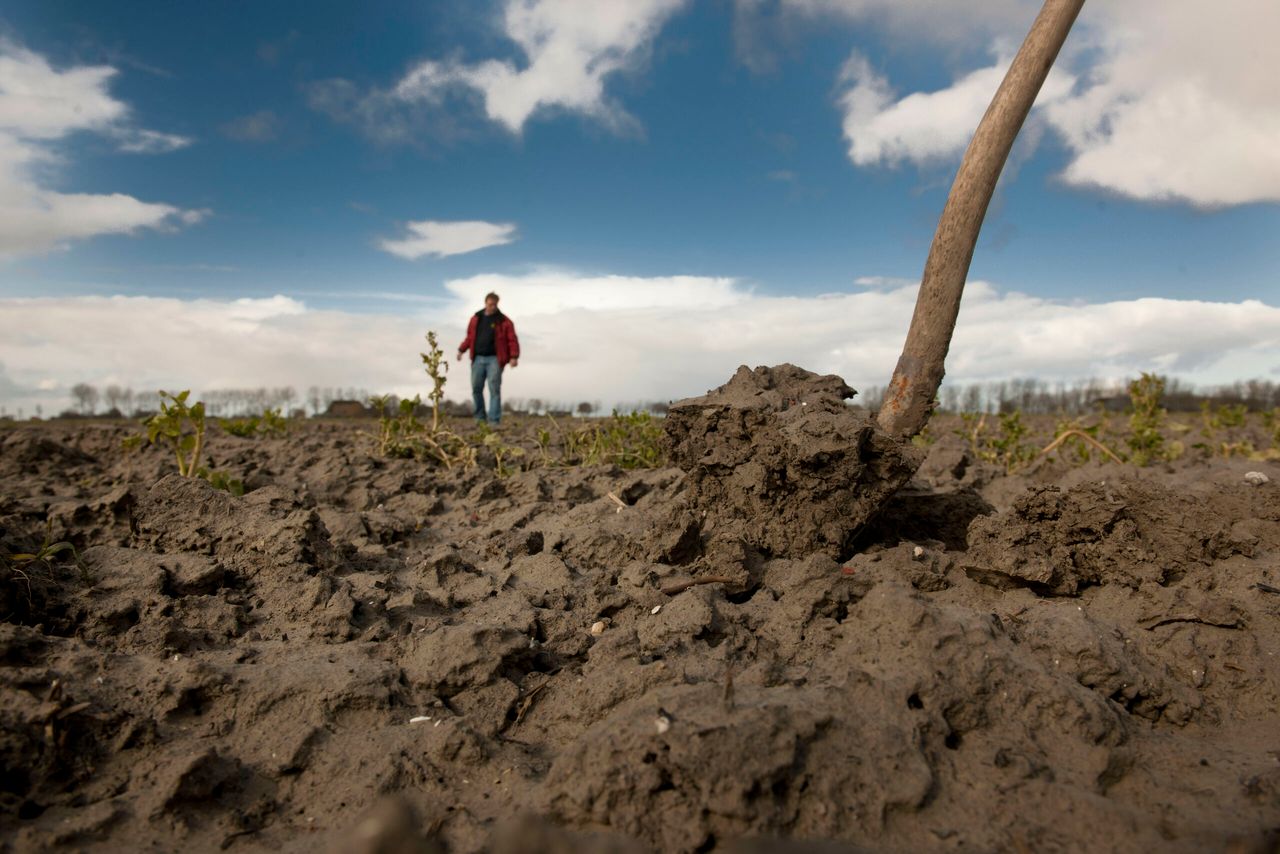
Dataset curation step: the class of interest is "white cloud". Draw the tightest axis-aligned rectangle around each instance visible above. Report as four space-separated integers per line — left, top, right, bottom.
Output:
1044 0 1280 207
834 52 1075 169
2 273 1277 415
378 220 518 260
0 40 201 258
779 0 1039 45
112 127 193 154
315 0 686 140
819 0 1280 207
0 42 125 138
837 51 1073 167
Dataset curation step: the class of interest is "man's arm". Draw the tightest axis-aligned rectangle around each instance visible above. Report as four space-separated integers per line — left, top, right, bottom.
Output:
457 316 476 360
504 319 520 367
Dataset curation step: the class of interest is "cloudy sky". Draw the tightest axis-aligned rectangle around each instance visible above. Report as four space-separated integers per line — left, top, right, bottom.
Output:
1 0 1277 415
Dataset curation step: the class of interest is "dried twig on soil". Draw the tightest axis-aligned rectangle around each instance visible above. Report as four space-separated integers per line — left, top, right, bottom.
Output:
660 575 735 596
1038 429 1124 465
508 672 559 730
605 491 627 513
1253 582 1280 595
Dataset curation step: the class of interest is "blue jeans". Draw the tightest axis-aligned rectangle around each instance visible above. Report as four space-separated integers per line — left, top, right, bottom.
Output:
470 355 503 423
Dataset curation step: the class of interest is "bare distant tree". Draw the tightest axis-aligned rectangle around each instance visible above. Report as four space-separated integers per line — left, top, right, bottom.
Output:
133 390 160 415
307 386 322 416
70 382 99 415
576 401 594 416
104 384 124 413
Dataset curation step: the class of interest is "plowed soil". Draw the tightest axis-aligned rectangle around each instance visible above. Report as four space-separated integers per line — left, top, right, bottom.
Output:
3 369 1279 853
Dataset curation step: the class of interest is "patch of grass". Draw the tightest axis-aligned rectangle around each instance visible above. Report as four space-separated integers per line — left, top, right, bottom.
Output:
549 410 665 469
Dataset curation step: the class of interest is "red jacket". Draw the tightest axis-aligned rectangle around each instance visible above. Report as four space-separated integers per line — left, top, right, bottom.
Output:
459 311 520 368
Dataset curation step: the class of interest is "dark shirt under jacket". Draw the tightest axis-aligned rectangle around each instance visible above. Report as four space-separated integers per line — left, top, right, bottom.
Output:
473 311 501 356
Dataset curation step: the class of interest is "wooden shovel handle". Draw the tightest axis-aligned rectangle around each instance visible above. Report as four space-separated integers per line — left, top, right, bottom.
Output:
876 0 1086 439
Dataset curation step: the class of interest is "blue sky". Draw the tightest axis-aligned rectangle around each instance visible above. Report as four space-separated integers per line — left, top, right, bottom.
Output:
1 0 1278 413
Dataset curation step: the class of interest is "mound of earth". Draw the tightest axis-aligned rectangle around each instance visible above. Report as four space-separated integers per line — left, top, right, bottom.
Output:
663 364 922 559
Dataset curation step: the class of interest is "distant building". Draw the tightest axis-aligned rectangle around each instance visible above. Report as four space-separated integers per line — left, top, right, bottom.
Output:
325 400 373 418
1093 395 1130 413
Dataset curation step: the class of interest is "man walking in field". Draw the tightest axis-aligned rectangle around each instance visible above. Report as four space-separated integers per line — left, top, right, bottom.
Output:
457 291 520 425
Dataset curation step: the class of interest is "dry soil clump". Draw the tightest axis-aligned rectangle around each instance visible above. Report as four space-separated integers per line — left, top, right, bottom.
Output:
663 364 922 559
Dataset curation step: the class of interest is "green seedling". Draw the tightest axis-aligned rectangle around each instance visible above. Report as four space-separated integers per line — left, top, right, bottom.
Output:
197 467 245 496
956 412 987 458
3 523 90 588
910 423 935 448
146 390 206 476
955 410 1035 472
136 390 245 494
371 394 423 459
221 417 259 437
421 331 448 433
535 426 556 467
1126 373 1167 466
483 431 526 477
222 407 289 439
370 391 474 469
1263 408 1280 456
989 410 1035 473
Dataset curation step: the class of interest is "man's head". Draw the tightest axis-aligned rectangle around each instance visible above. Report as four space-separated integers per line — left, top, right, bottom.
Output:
483 292 499 315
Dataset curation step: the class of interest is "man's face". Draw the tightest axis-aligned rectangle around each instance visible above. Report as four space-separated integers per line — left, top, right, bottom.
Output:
484 297 498 314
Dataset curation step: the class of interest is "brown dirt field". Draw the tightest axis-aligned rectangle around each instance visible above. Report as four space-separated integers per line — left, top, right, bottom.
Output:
2 371 1279 853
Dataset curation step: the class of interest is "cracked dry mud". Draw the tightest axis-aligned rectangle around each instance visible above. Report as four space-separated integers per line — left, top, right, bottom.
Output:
2 367 1279 853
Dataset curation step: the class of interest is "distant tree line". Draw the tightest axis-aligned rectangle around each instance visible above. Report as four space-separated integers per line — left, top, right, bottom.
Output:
501 399 669 417
61 384 304 418
54 376 1279 421
857 376 1280 415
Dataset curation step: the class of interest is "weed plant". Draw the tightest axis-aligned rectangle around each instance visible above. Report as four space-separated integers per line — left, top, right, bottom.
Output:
550 410 665 469
955 410 1036 473
222 407 288 438
1264 408 1280 454
147 390 206 476
2 522 90 603
1126 373 1170 466
369 332 475 468
133 390 244 494
421 332 448 433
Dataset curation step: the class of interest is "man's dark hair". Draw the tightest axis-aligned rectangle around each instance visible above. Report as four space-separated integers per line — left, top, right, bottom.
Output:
484 292 500 303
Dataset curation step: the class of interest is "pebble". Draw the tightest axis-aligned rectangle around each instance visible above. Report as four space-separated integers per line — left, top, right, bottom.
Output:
590 620 606 636
655 714 671 735
912 546 925 559
1244 471 1270 486
651 605 662 615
